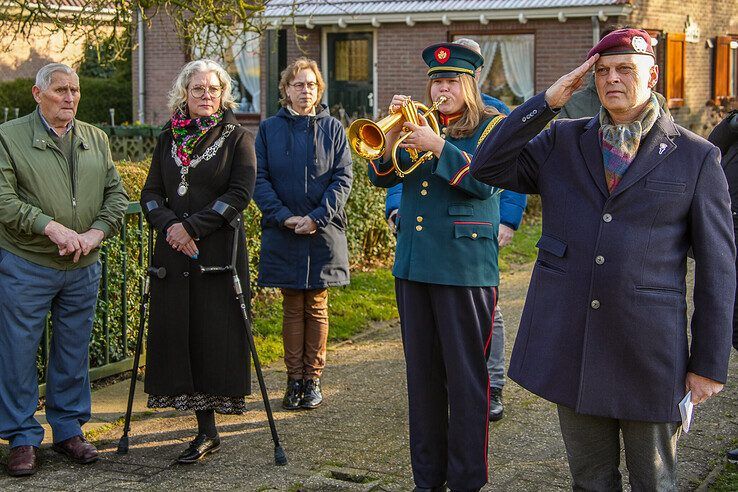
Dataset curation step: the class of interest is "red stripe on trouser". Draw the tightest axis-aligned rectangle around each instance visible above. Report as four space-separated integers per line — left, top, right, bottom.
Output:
483 287 498 478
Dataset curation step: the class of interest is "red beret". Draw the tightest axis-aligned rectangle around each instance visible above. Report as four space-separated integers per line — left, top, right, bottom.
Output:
588 28 655 59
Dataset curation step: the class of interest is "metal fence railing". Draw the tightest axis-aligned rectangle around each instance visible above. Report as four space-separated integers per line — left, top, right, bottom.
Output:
38 203 147 397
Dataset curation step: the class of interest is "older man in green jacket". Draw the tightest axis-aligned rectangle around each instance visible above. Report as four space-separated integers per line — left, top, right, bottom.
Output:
0 63 128 477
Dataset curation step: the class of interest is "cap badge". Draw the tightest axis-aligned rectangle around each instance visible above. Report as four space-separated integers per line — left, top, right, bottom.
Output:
435 47 450 64
631 36 649 53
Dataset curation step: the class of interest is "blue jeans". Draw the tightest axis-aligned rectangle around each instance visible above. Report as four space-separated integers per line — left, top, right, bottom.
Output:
0 249 101 448
486 305 505 389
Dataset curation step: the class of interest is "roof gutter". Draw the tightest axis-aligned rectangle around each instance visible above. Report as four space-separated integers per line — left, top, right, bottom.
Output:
263 5 633 28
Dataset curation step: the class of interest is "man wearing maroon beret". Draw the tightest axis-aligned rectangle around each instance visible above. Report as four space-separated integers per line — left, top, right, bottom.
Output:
471 28 735 490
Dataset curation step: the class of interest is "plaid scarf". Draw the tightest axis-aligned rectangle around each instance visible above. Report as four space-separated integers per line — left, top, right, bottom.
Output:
599 93 660 192
170 108 223 167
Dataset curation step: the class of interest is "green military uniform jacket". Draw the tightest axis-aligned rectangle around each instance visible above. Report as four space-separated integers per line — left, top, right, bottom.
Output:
368 115 502 287
0 109 129 269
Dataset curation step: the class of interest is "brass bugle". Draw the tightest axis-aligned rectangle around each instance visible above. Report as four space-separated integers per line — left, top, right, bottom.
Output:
348 96 447 177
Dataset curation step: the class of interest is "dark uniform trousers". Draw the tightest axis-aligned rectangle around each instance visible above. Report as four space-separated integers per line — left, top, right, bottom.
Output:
396 278 497 490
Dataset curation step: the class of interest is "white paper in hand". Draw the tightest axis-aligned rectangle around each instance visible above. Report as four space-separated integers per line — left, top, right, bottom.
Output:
679 391 694 433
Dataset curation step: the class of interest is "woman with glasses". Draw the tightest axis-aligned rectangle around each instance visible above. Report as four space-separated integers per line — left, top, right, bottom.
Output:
367 43 504 490
253 57 352 411
140 59 256 463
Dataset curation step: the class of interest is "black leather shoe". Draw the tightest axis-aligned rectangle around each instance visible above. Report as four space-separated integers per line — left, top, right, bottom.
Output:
177 433 220 464
489 386 504 422
300 378 323 409
412 486 447 492
728 448 738 463
282 378 304 410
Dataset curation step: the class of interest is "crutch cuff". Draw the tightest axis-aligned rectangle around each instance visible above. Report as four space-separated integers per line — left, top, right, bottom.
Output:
144 200 160 213
212 200 239 223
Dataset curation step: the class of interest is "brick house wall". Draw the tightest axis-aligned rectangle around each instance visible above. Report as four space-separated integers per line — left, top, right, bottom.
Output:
136 1 738 137
132 10 188 125
630 0 738 133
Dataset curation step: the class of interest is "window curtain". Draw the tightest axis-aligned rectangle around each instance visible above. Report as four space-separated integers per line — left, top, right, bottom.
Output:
478 40 498 89
232 35 260 113
499 35 535 101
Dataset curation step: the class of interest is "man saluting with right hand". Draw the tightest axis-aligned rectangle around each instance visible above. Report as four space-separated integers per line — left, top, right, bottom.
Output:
471 28 735 491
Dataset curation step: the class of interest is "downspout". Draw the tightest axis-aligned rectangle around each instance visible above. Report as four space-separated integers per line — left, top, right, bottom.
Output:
137 6 145 123
591 15 600 46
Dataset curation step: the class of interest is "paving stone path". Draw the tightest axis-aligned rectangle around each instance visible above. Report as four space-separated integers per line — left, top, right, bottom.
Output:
1 263 736 490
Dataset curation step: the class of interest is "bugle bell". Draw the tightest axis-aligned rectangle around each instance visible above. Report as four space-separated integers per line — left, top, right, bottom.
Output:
348 96 447 177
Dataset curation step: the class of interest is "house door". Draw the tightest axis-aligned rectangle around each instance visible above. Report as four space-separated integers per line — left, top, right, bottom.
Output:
327 32 373 123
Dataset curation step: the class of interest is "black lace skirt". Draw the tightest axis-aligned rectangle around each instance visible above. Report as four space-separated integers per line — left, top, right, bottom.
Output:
147 393 246 415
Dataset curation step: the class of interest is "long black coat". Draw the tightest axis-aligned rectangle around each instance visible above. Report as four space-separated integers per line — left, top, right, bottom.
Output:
708 111 738 350
471 92 736 423
140 110 256 397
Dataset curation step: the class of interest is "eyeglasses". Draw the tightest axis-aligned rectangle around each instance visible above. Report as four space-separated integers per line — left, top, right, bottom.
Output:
190 86 223 99
290 82 318 91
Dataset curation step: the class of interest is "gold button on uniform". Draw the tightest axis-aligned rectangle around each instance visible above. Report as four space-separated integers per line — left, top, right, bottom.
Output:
471 232 478 239
416 216 423 223
421 189 428 196
416 225 423 231
422 181 429 187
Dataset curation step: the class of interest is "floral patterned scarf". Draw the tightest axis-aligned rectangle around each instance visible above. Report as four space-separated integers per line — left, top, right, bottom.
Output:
170 107 223 167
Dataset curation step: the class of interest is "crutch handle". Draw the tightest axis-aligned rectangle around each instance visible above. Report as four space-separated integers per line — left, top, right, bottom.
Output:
200 266 232 274
147 266 167 279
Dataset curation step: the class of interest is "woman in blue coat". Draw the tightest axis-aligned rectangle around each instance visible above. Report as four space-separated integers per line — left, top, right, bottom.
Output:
367 43 503 491
254 58 352 411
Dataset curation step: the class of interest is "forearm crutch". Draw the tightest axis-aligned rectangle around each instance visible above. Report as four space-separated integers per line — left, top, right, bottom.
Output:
199 215 287 466
117 227 166 454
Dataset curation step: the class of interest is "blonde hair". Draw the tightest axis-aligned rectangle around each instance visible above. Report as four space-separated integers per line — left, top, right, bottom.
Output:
167 59 237 114
278 57 326 108
426 74 499 139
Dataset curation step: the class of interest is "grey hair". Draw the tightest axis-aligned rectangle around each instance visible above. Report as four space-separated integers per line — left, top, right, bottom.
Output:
167 59 236 114
35 63 76 91
454 38 482 55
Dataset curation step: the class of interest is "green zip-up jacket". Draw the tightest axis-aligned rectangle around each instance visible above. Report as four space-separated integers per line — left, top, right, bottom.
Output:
0 110 129 269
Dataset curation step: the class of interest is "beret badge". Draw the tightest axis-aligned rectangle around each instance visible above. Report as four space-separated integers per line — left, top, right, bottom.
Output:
631 36 649 54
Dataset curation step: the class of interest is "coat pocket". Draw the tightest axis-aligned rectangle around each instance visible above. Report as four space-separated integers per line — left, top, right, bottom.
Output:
453 221 494 240
535 234 567 274
536 234 567 257
634 285 685 308
644 179 686 194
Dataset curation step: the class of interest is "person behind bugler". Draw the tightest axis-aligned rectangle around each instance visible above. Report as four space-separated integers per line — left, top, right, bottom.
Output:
368 42 506 491
0 63 128 477
471 28 735 490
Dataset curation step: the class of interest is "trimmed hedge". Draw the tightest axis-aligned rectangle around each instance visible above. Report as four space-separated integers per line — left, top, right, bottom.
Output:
0 76 132 125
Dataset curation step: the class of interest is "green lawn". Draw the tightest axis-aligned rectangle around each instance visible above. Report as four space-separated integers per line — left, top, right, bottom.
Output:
250 217 542 366
251 269 399 365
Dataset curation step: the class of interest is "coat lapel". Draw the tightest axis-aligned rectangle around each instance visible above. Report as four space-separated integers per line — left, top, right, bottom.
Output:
610 113 679 198
579 117 609 198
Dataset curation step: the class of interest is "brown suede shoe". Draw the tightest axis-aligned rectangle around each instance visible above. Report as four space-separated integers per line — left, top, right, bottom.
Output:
7 445 38 477
52 435 99 464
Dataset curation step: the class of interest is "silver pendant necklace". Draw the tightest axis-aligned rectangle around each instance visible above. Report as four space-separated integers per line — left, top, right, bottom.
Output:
171 124 236 196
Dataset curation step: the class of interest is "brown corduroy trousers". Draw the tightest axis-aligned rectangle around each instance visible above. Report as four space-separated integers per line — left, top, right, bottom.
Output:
280 288 329 379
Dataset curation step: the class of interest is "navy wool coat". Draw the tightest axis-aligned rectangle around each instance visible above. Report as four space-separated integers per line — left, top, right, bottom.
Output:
470 92 736 423
254 104 352 289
